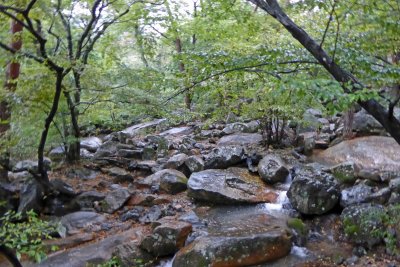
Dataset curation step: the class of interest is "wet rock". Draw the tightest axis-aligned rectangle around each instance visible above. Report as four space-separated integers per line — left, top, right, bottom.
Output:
140 220 192 257
199 129 223 138
204 146 245 169
0 182 18 215
118 119 167 142
73 191 106 210
222 121 259 135
340 184 374 207
129 160 160 174
353 109 400 136
217 133 263 146
160 170 188 194
184 155 204 173
94 141 119 158
314 136 400 172
81 137 102 153
139 205 162 224
18 179 43 214
13 158 51 173
101 188 131 213
187 168 277 204
137 169 186 190
258 155 289 184
120 207 145 222
43 179 78 215
61 211 106 235
287 168 339 215
164 153 190 175
172 223 291 267
116 149 143 159
36 229 138 267
388 192 400 204
112 243 154 267
330 161 357 184
341 203 386 247
357 168 382 182
106 167 134 183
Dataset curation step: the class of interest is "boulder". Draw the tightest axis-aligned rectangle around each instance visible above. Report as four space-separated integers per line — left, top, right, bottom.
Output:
49 146 65 161
13 158 51 173
159 170 188 194
60 211 106 235
314 136 400 172
140 220 192 257
184 156 204 173
389 177 400 193
257 155 289 184
341 203 386 247
80 137 102 153
187 168 277 204
287 168 340 215
164 153 190 175
139 205 162 224
217 133 263 146
73 191 106 210
172 214 291 267
94 141 119 158
204 146 245 169
100 188 131 213
17 179 43 214
118 119 167 142
112 243 154 267
340 184 374 207
352 109 400 136
330 161 357 184
222 121 259 135
106 167 134 183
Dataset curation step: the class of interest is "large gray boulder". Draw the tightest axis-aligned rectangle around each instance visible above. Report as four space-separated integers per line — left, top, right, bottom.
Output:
187 168 277 204
314 136 400 172
287 168 340 215
204 146 245 169
258 155 289 184
172 212 291 267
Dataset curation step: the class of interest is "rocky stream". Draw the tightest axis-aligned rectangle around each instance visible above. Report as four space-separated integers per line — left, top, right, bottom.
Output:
1 108 400 267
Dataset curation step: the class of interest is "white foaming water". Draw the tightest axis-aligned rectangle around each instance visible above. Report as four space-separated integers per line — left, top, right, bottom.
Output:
156 259 173 267
262 190 288 211
291 246 310 258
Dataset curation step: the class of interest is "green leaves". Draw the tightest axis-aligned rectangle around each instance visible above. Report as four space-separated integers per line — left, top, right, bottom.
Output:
0 210 59 262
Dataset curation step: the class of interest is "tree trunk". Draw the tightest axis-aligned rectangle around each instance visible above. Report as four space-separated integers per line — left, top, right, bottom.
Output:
247 0 400 144
343 106 355 139
1 19 23 182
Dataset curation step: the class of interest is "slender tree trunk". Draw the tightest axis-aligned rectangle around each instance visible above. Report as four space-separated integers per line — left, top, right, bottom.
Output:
36 69 65 194
248 0 400 144
343 106 355 139
134 24 149 68
1 19 23 182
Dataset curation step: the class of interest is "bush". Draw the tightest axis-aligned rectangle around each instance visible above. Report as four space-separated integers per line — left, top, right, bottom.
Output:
0 210 58 262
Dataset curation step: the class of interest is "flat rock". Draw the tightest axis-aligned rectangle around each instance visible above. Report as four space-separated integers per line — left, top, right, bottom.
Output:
119 119 166 142
60 211 106 235
33 229 143 267
187 168 278 204
217 133 263 146
173 207 291 267
314 136 400 172
101 188 131 213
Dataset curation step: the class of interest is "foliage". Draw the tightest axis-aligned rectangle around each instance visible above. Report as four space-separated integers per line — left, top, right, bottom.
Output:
0 210 58 262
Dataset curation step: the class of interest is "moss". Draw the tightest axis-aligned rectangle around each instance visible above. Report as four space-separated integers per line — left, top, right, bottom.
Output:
287 218 307 235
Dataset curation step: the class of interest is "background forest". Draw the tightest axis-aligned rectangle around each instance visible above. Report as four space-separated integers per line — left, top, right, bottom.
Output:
1 0 398 163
